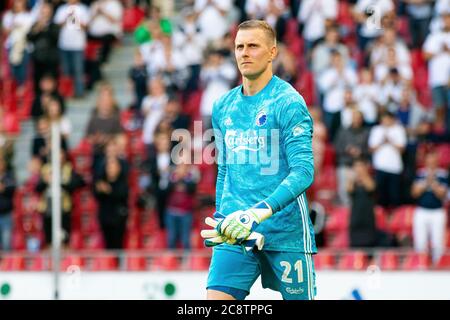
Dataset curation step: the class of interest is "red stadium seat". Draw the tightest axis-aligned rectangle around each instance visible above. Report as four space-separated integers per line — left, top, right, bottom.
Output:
389 205 415 235
69 230 83 250
82 232 104 250
187 253 211 271
84 254 118 271
402 252 431 270
0 254 25 271
122 6 145 33
313 251 335 270
436 144 450 168
58 76 74 98
126 255 147 271
11 230 26 251
60 255 84 271
435 254 450 270
337 251 369 270
325 206 349 232
375 206 389 231
142 229 167 250
124 230 142 249
150 252 180 271
377 251 400 271
327 230 349 248
24 255 47 271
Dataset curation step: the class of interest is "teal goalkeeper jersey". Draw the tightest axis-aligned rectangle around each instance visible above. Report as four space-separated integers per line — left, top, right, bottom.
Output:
212 75 317 253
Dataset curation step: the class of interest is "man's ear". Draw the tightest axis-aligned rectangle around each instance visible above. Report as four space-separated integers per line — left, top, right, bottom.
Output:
269 45 278 62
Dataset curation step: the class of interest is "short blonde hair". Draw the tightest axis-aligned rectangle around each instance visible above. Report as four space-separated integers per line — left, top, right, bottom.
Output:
237 20 277 46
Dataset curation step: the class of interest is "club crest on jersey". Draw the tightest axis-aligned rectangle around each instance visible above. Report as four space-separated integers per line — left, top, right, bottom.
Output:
255 111 267 127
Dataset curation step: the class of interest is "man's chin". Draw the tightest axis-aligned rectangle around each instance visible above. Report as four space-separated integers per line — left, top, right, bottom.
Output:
241 70 262 80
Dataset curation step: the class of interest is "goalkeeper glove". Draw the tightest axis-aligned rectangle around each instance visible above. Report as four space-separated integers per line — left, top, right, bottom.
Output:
200 213 265 251
216 201 272 244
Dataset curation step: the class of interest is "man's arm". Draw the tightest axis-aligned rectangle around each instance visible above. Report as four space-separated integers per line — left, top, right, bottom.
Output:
212 102 226 212
264 99 315 213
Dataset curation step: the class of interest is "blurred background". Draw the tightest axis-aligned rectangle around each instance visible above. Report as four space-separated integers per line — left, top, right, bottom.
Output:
0 0 449 299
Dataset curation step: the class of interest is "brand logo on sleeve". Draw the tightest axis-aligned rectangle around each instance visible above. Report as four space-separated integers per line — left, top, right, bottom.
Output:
293 126 304 136
224 117 233 127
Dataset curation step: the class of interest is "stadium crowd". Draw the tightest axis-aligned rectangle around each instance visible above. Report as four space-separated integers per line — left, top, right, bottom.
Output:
0 0 449 270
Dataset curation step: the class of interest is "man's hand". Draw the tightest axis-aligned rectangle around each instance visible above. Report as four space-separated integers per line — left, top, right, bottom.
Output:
217 201 272 243
200 213 265 251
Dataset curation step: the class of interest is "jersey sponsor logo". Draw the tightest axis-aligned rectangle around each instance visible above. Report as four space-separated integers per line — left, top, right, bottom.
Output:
286 287 304 295
255 111 267 127
224 130 265 152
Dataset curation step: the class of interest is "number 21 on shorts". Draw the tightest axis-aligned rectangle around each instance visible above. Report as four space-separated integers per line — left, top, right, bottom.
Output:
280 260 303 284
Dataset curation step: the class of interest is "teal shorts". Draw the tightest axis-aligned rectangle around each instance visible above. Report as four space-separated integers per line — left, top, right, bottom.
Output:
206 244 316 300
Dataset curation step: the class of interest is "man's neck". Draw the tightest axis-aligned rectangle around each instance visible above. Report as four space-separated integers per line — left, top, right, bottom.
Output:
242 68 273 96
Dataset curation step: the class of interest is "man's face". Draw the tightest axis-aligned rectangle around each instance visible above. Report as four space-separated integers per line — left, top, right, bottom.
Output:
235 28 276 79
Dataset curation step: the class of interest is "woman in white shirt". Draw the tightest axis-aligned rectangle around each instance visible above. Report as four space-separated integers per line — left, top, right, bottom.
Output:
2 0 33 91
88 0 123 64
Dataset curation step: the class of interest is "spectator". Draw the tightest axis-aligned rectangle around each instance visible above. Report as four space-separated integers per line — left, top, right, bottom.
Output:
373 47 413 84
85 82 124 171
335 110 370 206
402 0 433 49
352 0 395 54
245 0 288 42
0 155 16 251
395 86 431 203
411 151 448 265
194 0 232 43
199 49 237 131
146 131 172 229
347 157 377 248
133 5 172 45
369 111 407 209
0 118 15 171
27 1 60 93
128 48 148 111
172 7 205 95
353 68 380 125
88 0 123 64
35 150 85 247
54 0 90 97
311 25 350 79
141 76 168 147
163 98 190 131
297 0 338 54
2 0 33 94
273 44 297 85
310 107 327 172
423 11 450 130
93 155 129 249
429 0 449 34
165 152 200 249
92 136 129 181
157 34 189 92
32 116 68 164
31 74 66 124
377 67 408 113
317 50 358 139
46 96 72 141
369 27 411 71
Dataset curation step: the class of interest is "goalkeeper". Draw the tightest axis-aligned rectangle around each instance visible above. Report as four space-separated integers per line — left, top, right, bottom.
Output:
201 20 317 300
